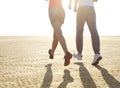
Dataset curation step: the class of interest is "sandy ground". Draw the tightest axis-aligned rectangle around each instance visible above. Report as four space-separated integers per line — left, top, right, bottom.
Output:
0 36 120 88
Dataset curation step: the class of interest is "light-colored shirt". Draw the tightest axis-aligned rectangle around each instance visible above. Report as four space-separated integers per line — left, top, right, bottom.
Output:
78 0 94 7
49 0 62 8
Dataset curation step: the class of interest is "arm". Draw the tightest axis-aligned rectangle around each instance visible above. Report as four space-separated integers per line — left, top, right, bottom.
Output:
68 0 72 9
74 0 78 12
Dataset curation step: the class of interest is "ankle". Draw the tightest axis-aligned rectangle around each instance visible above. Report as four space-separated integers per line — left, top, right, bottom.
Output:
49 49 54 55
65 51 70 55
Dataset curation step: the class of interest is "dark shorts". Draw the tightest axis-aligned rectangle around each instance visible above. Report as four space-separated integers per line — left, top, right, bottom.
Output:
49 6 65 24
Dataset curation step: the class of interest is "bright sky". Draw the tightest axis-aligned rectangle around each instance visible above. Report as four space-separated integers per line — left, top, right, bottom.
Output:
0 0 120 36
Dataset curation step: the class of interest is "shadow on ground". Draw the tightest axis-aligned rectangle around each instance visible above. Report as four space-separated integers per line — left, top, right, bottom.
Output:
58 69 74 88
95 65 120 88
40 64 53 88
74 62 97 88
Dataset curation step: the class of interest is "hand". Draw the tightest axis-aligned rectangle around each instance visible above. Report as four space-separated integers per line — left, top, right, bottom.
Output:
93 0 98 2
74 8 77 12
68 5 71 10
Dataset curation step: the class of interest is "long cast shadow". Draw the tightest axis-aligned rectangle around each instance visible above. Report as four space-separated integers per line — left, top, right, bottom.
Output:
95 65 120 88
74 62 97 88
58 69 74 88
40 64 53 88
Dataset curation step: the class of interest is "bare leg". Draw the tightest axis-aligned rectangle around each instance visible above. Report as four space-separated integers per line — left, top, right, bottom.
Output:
51 20 72 66
51 31 58 55
51 20 68 54
69 0 72 9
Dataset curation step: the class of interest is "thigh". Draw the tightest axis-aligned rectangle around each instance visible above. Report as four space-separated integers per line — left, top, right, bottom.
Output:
58 6 65 25
49 7 58 23
77 7 86 30
49 6 65 25
86 7 97 32
52 20 63 37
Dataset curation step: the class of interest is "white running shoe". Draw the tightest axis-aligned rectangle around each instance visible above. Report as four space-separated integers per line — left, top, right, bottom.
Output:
73 53 82 60
92 54 102 65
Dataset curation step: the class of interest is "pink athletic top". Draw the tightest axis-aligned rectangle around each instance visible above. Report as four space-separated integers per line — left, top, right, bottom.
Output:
49 0 62 8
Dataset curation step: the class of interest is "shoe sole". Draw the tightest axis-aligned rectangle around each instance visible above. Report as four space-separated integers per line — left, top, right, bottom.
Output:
92 56 102 65
76 58 82 60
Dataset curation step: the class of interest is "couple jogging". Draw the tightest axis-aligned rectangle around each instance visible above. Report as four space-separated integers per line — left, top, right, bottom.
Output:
47 0 102 66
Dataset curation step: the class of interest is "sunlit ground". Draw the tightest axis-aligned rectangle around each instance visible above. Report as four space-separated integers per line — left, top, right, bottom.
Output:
0 36 120 88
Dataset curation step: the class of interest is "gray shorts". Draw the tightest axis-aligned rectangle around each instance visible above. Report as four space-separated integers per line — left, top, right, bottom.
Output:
49 6 65 24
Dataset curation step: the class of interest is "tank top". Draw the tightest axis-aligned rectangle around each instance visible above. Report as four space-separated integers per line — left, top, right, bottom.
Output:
78 0 94 7
49 0 62 8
